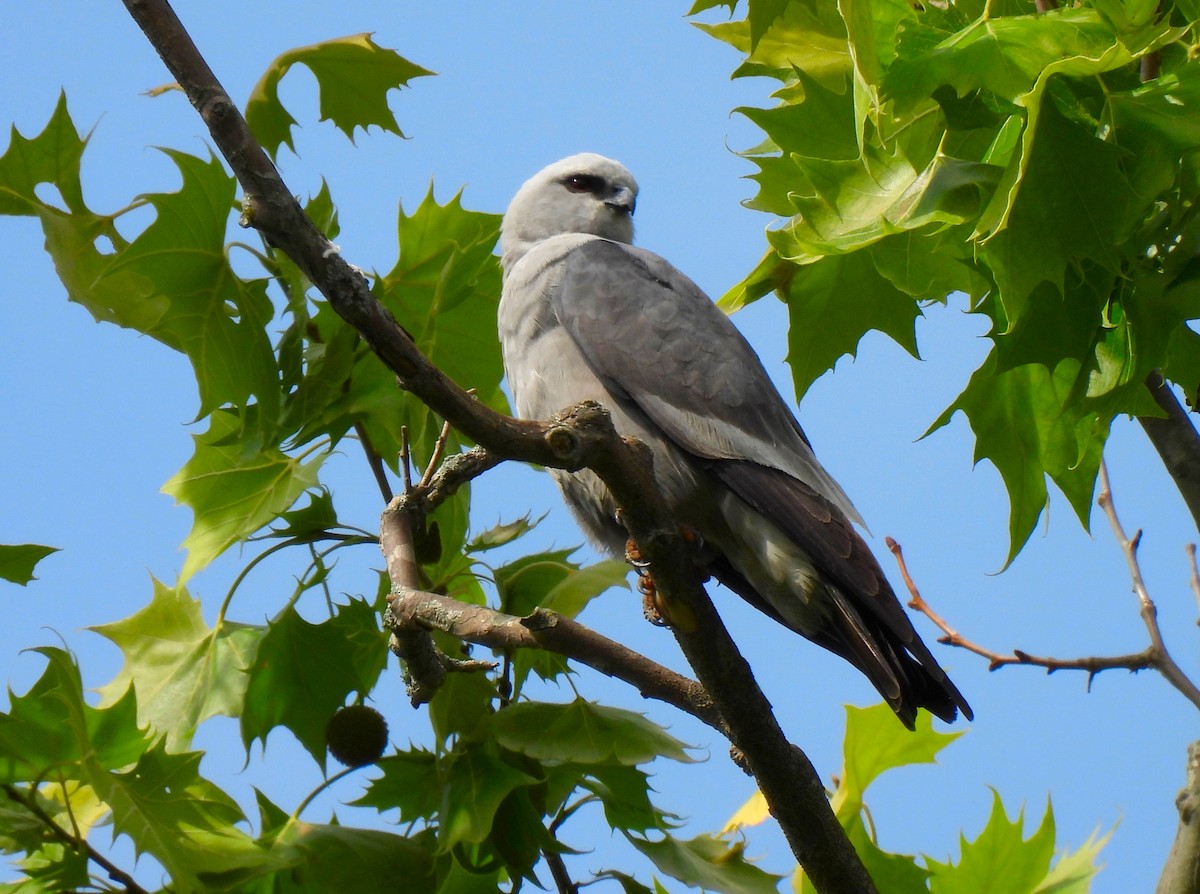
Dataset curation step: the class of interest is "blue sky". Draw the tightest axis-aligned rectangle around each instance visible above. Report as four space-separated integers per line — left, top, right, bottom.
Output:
2 3 1196 891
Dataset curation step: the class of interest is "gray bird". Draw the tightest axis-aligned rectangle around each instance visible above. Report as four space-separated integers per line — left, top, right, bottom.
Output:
498 153 971 728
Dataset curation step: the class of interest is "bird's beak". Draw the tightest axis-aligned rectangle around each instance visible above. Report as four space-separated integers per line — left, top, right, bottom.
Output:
605 186 636 216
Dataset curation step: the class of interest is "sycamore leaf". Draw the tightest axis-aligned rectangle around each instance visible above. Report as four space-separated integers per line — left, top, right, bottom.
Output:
438 744 540 851
580 764 671 834
0 647 150 785
428 662 497 744
926 792 1056 894
489 699 696 766
240 599 387 767
835 703 961 819
1032 825 1110 893
927 352 1107 566
495 549 629 618
466 515 541 552
99 743 261 893
0 544 59 586
979 99 1138 326
90 578 262 747
93 150 280 418
884 8 1140 110
780 251 921 401
0 92 88 215
163 409 325 581
352 749 441 823
245 34 434 158
696 1 851 87
628 833 783 894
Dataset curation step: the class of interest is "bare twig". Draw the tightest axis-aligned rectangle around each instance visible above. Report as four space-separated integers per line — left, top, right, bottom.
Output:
889 538 1156 681
545 849 578 894
418 419 454 489
1187 545 1200 624
888 464 1200 711
1098 463 1200 709
121 4 877 888
2 783 150 894
399 425 414 494
354 421 393 502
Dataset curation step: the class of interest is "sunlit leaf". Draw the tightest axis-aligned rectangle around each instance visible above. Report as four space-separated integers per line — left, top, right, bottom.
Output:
0 545 59 586
91 578 262 747
246 34 434 158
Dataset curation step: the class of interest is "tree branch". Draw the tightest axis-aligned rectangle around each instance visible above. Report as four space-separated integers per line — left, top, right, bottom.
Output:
1140 372 1200 536
120 3 877 889
1157 741 1200 894
2 783 150 894
890 463 1200 712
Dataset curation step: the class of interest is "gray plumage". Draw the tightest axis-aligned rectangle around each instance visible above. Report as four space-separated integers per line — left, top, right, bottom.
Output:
498 153 971 728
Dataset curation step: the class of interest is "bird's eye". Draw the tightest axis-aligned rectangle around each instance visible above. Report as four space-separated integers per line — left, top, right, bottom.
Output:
564 174 603 194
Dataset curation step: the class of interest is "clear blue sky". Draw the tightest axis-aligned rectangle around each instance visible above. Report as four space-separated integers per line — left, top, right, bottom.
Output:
2 3 1195 891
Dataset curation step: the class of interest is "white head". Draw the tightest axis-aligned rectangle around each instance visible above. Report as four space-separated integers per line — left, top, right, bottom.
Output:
500 153 638 272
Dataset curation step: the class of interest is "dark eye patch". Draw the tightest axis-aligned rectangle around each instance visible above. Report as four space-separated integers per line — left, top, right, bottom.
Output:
564 173 605 194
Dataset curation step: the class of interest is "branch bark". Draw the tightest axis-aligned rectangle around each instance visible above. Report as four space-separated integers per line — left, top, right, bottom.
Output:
1158 742 1200 894
120 2 876 890
1140 372 1200 536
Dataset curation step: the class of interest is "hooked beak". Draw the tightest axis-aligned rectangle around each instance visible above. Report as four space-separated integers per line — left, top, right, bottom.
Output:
605 185 636 216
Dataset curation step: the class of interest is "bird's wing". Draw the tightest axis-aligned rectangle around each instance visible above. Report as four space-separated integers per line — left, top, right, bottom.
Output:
549 239 862 523
547 239 971 723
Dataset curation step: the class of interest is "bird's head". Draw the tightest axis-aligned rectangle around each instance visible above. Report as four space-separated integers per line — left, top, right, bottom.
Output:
501 153 638 272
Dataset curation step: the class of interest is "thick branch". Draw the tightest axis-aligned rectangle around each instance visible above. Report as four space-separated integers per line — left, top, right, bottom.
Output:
1157 742 1200 894
1140 373 1200 536
122 4 876 889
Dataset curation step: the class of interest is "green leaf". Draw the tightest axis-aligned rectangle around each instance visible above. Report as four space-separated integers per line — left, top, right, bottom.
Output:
979 97 1138 326
241 599 387 767
837 703 961 817
0 92 88 215
90 578 262 747
0 648 150 784
93 150 281 418
489 699 696 766
0 544 59 586
579 764 670 833
628 833 784 894
163 409 325 581
927 352 1107 566
353 749 442 823
100 741 262 892
249 822 436 894
465 515 541 552
696 1 850 87
1032 825 1110 893
245 34 434 158
439 744 540 851
885 8 1139 110
780 251 921 400
428 661 497 744
495 550 629 618
269 489 340 540
927 792 1056 894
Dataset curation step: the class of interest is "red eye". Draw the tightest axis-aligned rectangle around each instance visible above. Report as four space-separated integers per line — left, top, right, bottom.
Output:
565 174 602 194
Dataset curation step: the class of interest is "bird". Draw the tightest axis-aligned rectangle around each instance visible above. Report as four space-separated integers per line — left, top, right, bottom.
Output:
497 152 971 729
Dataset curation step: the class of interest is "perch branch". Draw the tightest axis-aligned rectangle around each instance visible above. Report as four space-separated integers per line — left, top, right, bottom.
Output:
1140 371 1200 536
121 3 877 889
